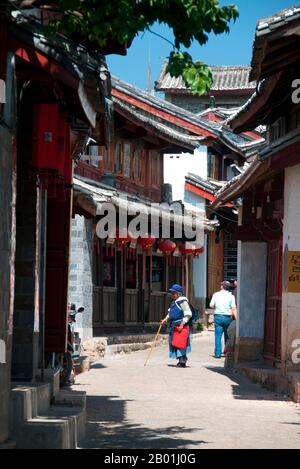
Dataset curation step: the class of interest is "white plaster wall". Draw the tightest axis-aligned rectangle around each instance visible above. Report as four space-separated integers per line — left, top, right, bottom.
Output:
237 241 267 339
282 164 300 369
164 146 207 201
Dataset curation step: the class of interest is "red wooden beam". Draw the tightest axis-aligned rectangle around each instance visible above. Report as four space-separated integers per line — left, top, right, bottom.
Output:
9 38 79 90
185 182 216 202
185 182 234 207
112 88 216 139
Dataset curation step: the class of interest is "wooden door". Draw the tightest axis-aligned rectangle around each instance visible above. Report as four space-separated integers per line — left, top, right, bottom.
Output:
207 232 224 300
264 240 282 364
45 194 72 353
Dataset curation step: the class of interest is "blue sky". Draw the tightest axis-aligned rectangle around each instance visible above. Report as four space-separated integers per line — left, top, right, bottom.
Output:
107 0 296 91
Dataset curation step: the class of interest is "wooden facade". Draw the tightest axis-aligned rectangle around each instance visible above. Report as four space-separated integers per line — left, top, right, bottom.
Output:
73 77 211 334
92 242 185 333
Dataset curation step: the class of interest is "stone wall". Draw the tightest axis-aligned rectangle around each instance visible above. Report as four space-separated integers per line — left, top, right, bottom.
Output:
282 164 300 372
0 53 17 444
164 94 249 114
11 94 39 382
69 216 93 342
0 125 15 443
235 241 267 363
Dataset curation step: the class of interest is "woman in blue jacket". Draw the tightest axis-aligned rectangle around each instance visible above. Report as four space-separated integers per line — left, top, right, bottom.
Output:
162 284 192 368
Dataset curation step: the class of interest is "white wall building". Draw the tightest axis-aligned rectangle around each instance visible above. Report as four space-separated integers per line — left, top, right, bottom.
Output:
164 146 208 312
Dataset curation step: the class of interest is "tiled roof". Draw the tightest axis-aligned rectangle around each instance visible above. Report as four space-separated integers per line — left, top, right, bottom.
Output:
113 95 204 150
211 159 268 209
185 173 225 196
112 77 265 158
250 4 300 81
256 4 300 35
73 175 216 232
155 64 256 94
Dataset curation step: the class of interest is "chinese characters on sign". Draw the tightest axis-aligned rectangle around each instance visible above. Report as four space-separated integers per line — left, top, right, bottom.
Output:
288 252 300 293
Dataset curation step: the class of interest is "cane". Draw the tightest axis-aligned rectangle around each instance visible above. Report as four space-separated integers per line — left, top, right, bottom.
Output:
144 321 164 367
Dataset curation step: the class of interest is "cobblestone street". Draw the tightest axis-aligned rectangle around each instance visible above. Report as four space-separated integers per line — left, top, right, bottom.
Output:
73 333 300 449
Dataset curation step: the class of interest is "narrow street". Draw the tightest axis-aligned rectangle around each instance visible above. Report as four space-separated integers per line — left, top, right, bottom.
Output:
73 334 300 450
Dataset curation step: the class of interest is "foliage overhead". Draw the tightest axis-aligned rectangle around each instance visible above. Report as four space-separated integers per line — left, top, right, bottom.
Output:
44 0 239 95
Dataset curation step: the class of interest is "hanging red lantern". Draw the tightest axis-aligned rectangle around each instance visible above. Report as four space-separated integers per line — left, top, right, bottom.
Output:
109 228 133 246
180 244 205 256
194 246 205 257
138 235 156 250
158 240 176 256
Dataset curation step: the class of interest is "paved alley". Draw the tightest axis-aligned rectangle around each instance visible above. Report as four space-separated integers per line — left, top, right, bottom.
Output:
73 333 300 449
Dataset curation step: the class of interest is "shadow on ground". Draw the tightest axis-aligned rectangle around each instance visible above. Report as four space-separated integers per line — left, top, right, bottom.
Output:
206 366 290 402
90 363 107 370
281 414 300 434
80 395 208 449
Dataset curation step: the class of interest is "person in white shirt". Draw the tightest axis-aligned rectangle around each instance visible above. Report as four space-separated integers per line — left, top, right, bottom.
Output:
210 281 237 359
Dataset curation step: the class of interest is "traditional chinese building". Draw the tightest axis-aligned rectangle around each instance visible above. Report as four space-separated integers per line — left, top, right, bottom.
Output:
181 108 264 309
212 5 300 402
0 6 117 448
155 65 256 113
70 77 220 337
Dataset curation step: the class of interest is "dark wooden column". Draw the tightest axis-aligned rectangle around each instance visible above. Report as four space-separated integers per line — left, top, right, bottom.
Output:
122 245 127 325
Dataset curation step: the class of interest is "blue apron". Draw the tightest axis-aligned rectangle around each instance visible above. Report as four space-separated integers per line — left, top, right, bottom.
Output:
168 298 191 359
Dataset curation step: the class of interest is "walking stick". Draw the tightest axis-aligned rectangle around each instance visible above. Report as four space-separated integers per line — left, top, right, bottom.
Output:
144 321 164 367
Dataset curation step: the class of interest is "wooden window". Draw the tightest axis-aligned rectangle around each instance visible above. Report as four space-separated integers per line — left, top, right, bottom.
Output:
126 258 137 289
152 255 165 292
141 150 146 184
103 248 116 287
208 152 221 180
151 151 160 186
134 149 141 180
270 117 286 142
123 143 132 178
115 142 122 173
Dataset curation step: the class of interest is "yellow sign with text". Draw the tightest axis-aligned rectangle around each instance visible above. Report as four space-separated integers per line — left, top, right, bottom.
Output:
288 252 300 293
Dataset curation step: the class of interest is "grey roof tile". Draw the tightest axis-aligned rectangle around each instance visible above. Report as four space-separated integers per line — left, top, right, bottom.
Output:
156 65 256 93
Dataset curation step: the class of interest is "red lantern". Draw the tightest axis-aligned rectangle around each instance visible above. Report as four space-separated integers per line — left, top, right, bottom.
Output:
180 244 205 256
138 235 156 250
158 240 176 256
110 228 133 245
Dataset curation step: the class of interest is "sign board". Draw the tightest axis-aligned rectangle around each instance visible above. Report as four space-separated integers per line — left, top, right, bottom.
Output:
0 79 5 103
288 252 300 293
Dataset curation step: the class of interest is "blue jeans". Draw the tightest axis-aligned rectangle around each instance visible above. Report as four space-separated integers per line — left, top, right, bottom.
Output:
214 315 232 357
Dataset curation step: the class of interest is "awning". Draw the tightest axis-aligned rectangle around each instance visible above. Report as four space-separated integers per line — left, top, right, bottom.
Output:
73 176 216 234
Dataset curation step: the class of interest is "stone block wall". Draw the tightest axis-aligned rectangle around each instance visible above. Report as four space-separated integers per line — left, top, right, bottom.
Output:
11 96 39 382
0 125 15 443
164 94 249 114
69 216 93 342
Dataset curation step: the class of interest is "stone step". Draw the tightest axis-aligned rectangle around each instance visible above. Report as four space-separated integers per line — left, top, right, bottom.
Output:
10 383 51 425
0 440 16 450
106 334 163 346
20 417 72 449
53 390 86 409
10 385 86 449
46 405 86 447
